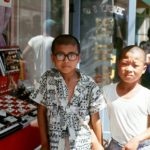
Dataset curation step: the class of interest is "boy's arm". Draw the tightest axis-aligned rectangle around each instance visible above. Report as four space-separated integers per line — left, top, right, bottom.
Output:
90 112 104 150
37 104 50 150
123 127 150 150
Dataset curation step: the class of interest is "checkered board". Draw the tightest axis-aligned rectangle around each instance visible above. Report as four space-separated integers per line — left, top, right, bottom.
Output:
0 95 36 117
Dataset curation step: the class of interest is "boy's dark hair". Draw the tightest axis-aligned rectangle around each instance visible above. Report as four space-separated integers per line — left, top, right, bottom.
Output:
118 45 146 61
51 34 80 54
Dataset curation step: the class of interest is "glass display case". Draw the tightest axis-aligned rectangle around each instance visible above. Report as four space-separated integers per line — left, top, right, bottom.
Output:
0 0 66 147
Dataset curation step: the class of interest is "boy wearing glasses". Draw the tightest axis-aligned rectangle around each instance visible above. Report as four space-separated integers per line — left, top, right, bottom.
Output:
30 34 104 150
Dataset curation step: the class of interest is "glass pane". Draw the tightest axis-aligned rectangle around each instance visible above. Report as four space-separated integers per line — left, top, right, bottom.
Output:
113 0 128 82
136 4 150 89
1 0 64 87
79 0 129 142
80 0 114 142
80 0 114 87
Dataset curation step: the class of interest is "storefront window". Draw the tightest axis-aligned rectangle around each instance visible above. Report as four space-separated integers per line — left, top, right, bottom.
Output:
136 4 150 45
79 0 129 141
0 0 65 93
79 0 114 141
18 0 64 50
80 0 114 87
136 2 150 89
0 0 67 142
80 0 129 85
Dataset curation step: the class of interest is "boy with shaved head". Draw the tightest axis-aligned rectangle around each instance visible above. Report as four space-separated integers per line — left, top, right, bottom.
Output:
101 45 150 150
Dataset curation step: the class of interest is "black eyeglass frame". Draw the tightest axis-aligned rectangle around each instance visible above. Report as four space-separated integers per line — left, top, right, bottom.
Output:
53 52 79 61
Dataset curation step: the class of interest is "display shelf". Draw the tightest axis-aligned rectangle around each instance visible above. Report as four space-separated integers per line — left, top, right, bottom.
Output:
0 94 38 138
0 47 40 148
0 47 21 95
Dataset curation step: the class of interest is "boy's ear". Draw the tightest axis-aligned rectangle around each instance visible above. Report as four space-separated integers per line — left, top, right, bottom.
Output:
142 63 147 74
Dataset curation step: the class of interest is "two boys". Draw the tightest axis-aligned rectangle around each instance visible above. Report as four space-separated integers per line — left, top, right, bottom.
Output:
31 34 150 150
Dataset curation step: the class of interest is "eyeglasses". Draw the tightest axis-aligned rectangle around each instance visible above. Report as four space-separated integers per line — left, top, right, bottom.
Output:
54 52 79 61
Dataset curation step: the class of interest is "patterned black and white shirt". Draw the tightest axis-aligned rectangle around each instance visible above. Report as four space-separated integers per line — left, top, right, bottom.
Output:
30 68 103 150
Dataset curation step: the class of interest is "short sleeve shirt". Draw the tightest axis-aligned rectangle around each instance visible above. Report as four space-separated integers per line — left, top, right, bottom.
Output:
30 68 104 150
102 83 150 145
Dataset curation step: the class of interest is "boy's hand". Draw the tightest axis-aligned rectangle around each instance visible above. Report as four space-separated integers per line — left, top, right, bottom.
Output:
92 143 104 150
122 138 140 150
91 129 104 150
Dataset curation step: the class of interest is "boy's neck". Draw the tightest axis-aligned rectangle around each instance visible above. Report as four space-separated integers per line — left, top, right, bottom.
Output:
62 71 79 82
62 71 80 102
117 81 140 97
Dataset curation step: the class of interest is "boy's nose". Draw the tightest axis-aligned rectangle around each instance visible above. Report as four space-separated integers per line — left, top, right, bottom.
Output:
126 65 133 72
64 56 69 62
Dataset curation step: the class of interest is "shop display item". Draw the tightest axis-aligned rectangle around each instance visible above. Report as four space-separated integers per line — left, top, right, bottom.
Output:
0 95 36 117
0 94 37 138
0 47 22 95
0 109 22 138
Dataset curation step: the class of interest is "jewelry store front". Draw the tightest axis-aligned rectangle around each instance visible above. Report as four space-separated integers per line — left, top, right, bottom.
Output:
0 0 149 149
